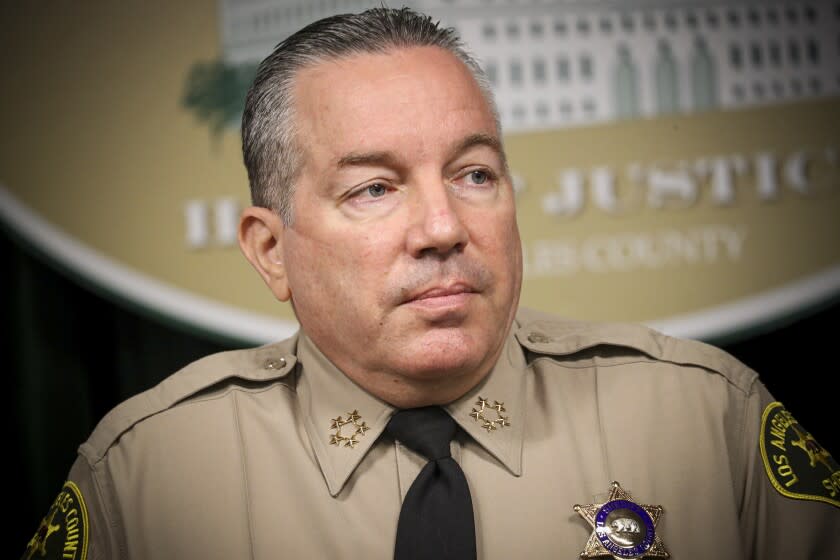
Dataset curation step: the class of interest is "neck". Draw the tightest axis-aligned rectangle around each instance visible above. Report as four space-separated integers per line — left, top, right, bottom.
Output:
348 366 492 409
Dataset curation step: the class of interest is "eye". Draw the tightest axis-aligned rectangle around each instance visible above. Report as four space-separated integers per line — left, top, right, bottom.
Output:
447 166 499 202
469 170 489 185
367 183 388 198
460 168 497 188
339 178 401 218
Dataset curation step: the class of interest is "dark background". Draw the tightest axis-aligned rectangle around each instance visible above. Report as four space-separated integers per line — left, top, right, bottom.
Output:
5 226 838 550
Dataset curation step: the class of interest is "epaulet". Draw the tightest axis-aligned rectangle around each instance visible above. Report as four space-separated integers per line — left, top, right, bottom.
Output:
79 334 299 464
513 307 757 394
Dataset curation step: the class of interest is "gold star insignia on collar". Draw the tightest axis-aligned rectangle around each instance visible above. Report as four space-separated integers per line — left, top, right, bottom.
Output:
470 396 511 432
328 409 369 449
574 481 669 559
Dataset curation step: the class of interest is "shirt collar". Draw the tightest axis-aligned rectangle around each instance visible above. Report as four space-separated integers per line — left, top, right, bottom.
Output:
295 327 527 497
445 328 526 478
296 333 395 497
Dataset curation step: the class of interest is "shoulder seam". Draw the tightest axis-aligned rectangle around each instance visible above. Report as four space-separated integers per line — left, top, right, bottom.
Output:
91 454 127 557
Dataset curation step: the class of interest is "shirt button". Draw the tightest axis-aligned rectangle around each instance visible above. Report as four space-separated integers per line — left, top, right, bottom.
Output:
527 333 551 344
263 357 287 370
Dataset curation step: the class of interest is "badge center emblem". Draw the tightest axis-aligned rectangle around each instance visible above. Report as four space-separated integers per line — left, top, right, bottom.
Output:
595 500 655 557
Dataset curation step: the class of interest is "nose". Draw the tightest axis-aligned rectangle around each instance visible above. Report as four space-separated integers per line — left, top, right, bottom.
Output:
405 180 469 258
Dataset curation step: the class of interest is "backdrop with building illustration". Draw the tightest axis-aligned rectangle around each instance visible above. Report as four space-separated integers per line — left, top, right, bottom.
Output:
210 0 838 129
1 0 839 344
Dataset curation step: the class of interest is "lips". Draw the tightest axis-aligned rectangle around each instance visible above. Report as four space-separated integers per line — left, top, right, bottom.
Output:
405 283 475 303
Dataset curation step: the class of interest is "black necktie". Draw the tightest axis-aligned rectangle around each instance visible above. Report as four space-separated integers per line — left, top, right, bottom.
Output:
385 407 477 560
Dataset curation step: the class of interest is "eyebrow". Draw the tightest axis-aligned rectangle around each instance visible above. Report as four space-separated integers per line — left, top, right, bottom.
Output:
336 150 402 169
452 133 506 166
334 132 507 170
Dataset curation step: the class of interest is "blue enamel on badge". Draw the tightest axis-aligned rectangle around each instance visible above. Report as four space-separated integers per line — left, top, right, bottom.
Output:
575 481 669 559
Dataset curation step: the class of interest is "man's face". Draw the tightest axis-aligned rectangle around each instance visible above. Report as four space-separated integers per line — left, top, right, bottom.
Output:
282 46 522 404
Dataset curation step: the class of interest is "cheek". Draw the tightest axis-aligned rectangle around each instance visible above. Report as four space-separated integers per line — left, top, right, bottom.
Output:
357 233 385 263
284 234 336 295
286 229 393 297
472 210 522 300
470 208 520 258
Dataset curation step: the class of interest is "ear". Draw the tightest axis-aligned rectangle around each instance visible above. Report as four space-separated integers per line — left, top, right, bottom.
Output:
238 206 291 302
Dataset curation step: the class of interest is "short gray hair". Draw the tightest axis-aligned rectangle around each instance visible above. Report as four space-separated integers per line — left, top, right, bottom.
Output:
241 6 499 224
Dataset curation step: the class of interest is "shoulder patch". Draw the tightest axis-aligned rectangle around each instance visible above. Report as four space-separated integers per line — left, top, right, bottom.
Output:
23 481 88 560
760 401 839 508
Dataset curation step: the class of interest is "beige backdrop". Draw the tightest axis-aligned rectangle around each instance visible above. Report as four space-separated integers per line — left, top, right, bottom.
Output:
1 0 838 342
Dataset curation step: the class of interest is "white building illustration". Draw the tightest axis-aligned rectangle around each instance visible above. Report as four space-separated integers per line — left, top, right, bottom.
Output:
218 0 840 133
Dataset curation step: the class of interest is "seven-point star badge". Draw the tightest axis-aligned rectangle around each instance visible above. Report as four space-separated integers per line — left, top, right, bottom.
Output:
574 481 669 559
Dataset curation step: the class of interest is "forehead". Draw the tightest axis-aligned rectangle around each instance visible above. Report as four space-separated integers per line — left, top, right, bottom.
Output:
292 46 497 161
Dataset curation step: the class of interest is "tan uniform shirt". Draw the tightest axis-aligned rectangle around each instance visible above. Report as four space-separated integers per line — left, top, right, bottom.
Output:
27 308 839 559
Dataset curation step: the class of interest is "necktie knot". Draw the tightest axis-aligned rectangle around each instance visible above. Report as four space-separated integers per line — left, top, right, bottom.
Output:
386 406 455 461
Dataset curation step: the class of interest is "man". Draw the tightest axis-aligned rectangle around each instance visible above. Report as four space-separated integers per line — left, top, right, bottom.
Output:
24 7 837 560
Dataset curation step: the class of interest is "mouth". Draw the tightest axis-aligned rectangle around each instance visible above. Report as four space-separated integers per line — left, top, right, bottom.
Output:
402 283 477 312
405 282 474 301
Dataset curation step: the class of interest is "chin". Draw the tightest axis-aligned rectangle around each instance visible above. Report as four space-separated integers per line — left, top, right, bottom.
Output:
394 331 493 380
